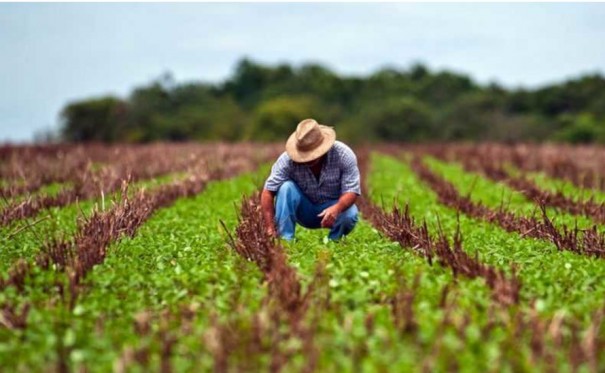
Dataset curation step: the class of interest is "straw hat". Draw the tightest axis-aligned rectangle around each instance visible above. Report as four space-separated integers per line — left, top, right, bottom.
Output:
286 119 336 163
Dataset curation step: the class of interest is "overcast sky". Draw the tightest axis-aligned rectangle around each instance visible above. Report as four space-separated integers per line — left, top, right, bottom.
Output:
2 2 605 143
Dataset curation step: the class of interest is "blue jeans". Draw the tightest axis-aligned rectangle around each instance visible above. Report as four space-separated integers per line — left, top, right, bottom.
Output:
275 181 358 241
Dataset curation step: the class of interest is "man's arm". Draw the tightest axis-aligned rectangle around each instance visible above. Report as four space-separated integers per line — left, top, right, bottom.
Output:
262 152 292 237
318 192 358 228
261 188 277 236
319 143 361 228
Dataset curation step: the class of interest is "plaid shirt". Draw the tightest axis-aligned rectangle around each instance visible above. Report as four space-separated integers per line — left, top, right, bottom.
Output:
263 141 361 204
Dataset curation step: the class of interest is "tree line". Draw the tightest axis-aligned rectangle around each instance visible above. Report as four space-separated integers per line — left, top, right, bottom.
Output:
58 58 605 144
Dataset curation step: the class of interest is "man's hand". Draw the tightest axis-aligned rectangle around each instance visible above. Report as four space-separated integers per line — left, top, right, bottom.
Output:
261 188 277 238
266 225 278 238
318 204 342 228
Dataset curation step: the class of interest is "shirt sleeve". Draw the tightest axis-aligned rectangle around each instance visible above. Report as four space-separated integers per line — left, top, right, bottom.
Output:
340 145 361 196
263 152 292 192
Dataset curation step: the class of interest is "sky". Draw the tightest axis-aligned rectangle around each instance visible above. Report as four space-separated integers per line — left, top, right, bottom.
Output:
1 3 605 143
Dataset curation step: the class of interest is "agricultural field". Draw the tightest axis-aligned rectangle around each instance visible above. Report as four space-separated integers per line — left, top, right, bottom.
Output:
1 142 605 372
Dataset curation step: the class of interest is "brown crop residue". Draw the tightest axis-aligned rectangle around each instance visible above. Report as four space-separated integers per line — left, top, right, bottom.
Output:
419 143 605 225
0 144 279 334
357 150 520 306
406 154 605 259
0 142 281 226
219 192 324 373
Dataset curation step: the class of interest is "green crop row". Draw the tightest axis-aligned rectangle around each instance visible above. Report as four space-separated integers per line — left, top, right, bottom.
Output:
372 153 605 318
0 172 187 274
283 221 500 372
522 169 605 205
3 152 605 372
423 156 598 231
2 181 69 203
365 153 605 371
1 159 501 372
0 168 269 372
272 152 605 371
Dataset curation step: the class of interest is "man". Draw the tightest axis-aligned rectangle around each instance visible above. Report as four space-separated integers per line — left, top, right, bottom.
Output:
261 118 361 241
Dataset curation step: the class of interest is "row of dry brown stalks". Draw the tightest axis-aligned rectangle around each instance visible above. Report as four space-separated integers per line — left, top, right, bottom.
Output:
0 143 189 198
356 150 521 307
0 143 279 226
114 191 429 373
4 143 605 371
171 148 603 371
114 191 327 373
106 151 605 372
0 143 251 196
1 143 96 197
112 271 605 372
402 151 605 259
221 193 324 373
405 142 605 191
0 146 278 335
0 176 210 339
416 143 605 225
357 148 605 371
4 142 605 197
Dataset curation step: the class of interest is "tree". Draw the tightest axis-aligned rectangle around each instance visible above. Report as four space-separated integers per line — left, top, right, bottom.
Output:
364 97 434 141
60 96 127 142
438 93 495 140
247 96 321 141
552 113 605 144
56 58 605 144
145 96 247 142
126 79 175 141
224 58 277 109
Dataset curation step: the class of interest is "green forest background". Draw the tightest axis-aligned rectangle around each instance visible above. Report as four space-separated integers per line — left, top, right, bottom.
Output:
58 58 605 144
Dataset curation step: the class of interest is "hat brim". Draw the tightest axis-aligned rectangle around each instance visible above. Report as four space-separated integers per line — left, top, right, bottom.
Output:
285 125 336 163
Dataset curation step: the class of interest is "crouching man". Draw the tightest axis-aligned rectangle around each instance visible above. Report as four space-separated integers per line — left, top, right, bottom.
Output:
261 118 361 241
